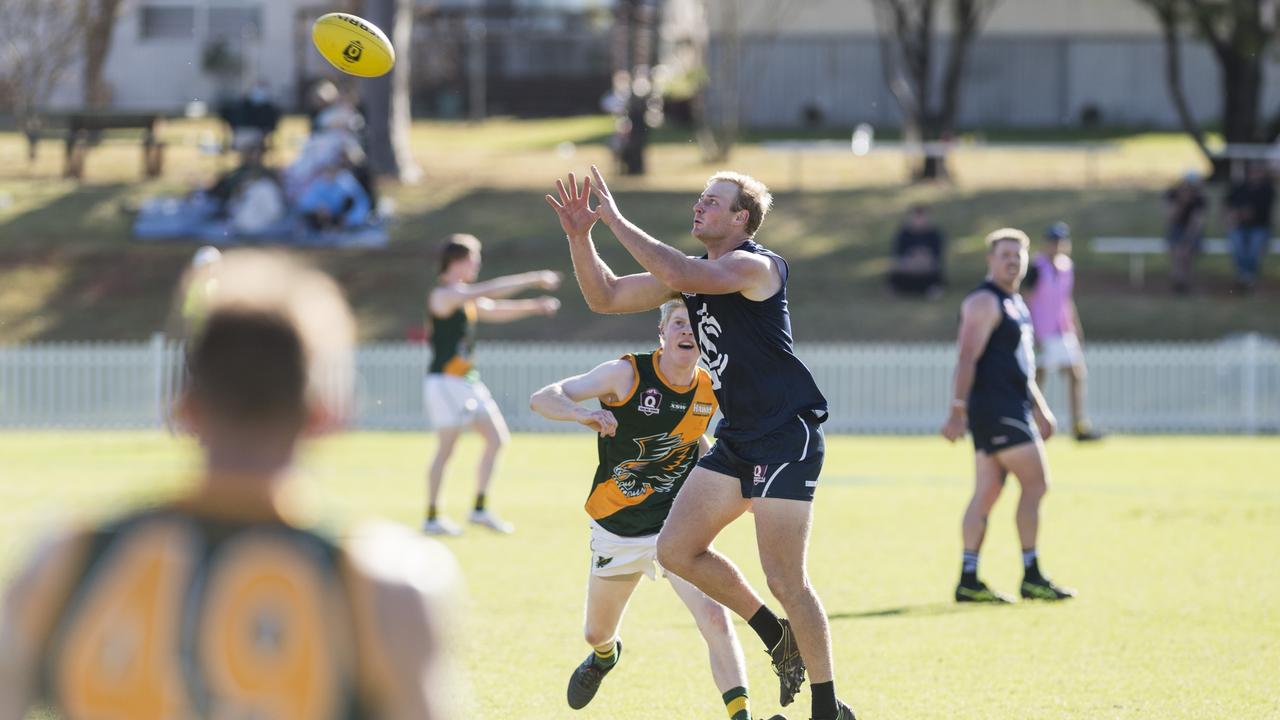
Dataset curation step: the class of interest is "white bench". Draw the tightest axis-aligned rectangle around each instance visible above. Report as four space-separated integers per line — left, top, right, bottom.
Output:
1091 236 1280 287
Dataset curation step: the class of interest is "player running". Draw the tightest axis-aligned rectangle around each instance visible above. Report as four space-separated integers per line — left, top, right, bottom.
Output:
941 228 1077 603
423 233 561 535
546 168 855 720
530 300 784 720
0 250 458 720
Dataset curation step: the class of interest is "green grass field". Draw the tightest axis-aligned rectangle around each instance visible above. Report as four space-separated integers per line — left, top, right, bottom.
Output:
2 432 1277 719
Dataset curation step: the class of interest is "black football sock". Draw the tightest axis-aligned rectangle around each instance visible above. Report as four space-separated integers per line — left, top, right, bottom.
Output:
811 680 837 719
748 605 785 651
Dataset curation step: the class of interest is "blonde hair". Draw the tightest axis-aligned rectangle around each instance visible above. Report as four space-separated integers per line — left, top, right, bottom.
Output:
182 249 355 430
658 299 686 332
984 228 1031 253
707 171 773 236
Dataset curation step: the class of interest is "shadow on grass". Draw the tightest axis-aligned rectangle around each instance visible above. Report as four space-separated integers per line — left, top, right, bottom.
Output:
828 601 1016 621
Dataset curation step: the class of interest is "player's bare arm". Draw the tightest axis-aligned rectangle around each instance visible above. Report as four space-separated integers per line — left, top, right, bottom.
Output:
474 296 560 322
587 165 778 300
529 359 636 437
346 525 461 720
547 172 675 313
942 291 1001 442
428 271 561 318
1028 380 1058 440
0 530 87 720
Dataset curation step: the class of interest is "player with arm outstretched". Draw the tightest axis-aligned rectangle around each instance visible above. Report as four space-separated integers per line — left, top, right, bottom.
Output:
423 233 561 536
546 168 855 720
530 300 785 720
942 228 1077 604
0 250 459 720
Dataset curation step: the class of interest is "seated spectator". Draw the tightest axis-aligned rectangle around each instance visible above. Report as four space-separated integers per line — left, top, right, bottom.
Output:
1164 170 1208 294
284 103 364 199
206 142 284 229
297 161 371 231
219 81 282 152
1225 161 1274 293
888 204 946 298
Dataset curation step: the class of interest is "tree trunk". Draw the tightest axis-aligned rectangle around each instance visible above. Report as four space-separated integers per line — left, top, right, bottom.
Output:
80 0 123 109
362 0 419 182
1221 55 1263 144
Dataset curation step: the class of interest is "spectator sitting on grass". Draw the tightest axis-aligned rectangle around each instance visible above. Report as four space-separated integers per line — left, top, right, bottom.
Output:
297 160 370 232
1163 170 1208 294
888 204 946 299
1225 161 1275 293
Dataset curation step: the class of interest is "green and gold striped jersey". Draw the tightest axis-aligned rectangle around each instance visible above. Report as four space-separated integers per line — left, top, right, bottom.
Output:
24 503 389 720
588 351 718 537
428 300 477 378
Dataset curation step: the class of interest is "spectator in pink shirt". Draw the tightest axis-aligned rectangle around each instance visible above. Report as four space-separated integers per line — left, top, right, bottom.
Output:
1022 222 1103 441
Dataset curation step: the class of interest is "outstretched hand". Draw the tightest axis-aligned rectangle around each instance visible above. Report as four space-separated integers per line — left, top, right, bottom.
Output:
546 171 599 240
587 165 622 225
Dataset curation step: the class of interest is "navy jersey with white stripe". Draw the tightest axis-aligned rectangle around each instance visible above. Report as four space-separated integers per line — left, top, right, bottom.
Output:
681 239 828 444
968 280 1035 417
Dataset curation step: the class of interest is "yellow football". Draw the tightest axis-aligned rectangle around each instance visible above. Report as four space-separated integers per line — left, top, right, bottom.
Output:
311 12 395 78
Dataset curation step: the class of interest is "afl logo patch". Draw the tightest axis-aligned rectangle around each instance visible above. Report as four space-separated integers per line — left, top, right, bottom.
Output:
638 388 662 416
693 402 714 416
342 40 364 63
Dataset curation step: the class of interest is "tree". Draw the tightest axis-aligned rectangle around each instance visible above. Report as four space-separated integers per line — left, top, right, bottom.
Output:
1138 0 1276 178
0 0 82 151
79 0 123 109
870 0 1001 180
361 0 420 182
611 0 662 175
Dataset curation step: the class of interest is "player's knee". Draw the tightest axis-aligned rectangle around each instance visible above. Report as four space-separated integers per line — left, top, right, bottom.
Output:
656 537 689 574
765 569 809 606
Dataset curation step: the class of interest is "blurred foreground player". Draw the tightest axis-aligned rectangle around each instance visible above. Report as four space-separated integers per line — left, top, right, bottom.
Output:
531 300 783 720
0 250 459 720
942 229 1076 603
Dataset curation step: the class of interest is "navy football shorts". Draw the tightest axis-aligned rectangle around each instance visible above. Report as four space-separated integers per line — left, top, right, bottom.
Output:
697 413 825 502
969 411 1039 455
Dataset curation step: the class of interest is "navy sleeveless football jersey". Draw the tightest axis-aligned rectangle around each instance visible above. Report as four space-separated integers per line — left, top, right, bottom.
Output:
968 280 1035 417
680 239 827 445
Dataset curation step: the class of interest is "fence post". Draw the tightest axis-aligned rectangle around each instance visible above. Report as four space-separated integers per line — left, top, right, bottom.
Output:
150 332 166 429
1242 333 1259 435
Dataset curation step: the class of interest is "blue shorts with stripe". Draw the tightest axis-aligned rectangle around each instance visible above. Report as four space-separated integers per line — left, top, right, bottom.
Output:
697 413 825 502
969 410 1039 455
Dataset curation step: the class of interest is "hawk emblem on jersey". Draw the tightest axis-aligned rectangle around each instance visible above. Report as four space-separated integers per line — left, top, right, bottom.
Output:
609 433 698 497
695 304 728 390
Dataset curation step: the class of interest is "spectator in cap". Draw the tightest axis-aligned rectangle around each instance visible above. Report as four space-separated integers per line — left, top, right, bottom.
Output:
1163 170 1207 294
1022 222 1103 442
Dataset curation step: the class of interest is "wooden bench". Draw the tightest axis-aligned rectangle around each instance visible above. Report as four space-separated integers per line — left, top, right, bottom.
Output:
1092 236 1280 287
60 112 166 180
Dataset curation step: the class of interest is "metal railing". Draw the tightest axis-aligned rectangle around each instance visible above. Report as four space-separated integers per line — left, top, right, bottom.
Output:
0 335 1276 434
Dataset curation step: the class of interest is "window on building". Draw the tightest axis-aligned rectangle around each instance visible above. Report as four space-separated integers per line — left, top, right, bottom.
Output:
208 5 262 42
140 5 196 40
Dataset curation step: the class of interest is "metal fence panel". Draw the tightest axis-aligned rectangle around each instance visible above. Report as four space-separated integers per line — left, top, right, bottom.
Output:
0 337 1276 434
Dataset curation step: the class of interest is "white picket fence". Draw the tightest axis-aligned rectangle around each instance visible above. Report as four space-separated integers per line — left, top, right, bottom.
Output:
1 335 1277 434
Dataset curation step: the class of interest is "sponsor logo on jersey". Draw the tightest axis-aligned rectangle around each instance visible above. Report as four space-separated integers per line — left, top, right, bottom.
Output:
753 465 767 485
693 402 714 416
695 304 728 390
610 433 699 497
669 402 688 411
638 388 662 416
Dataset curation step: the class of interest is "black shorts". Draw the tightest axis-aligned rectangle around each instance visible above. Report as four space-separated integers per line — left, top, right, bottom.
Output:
698 414 825 501
970 411 1039 455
